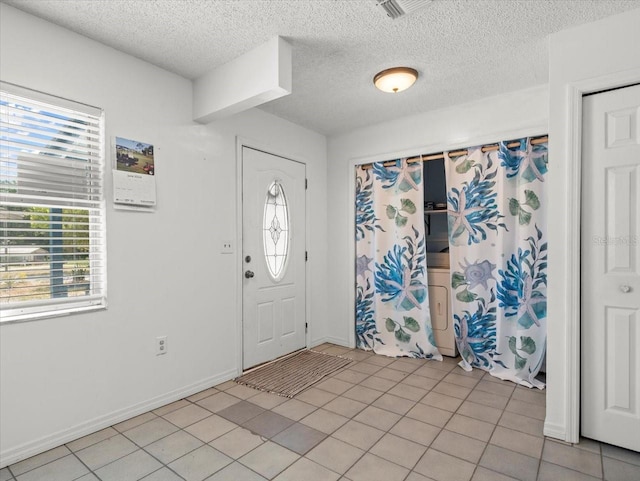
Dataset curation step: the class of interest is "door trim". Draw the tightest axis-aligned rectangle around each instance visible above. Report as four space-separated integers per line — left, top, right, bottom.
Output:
235 136 310 376
549 68 640 444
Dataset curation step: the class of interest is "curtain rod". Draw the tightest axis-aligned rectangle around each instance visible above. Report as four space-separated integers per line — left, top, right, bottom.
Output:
360 135 548 170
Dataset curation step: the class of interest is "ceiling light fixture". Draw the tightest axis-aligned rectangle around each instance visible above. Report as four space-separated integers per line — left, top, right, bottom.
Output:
373 67 418 93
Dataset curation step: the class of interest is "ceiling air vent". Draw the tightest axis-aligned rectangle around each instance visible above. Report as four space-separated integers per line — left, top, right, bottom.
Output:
376 0 431 20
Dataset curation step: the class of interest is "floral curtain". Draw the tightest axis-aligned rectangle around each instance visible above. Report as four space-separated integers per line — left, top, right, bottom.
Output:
445 137 548 388
355 159 442 360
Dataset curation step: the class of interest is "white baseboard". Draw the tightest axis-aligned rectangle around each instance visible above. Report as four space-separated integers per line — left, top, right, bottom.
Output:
0 369 237 468
543 421 567 442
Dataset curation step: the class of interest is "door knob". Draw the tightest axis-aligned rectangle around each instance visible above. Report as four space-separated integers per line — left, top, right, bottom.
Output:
620 285 631 293
245 270 255 279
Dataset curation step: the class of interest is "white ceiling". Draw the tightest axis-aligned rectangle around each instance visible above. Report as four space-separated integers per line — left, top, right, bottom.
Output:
4 0 639 135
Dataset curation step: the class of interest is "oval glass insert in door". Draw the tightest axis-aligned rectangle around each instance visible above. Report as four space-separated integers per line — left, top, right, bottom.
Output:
263 180 290 280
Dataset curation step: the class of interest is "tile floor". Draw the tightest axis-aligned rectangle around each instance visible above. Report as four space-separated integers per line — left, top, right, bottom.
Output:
2 344 639 481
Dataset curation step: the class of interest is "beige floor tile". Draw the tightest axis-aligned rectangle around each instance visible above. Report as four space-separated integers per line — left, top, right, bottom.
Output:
432 381 472 399
141 467 185 480
345 453 409 481
601 443 640 466
387 383 428 402
511 386 546 406
145 430 203 464
184 414 237 443
225 384 260 400
574 437 601 455
247 391 289 410
421 392 463 412
66 427 118 452
274 457 340 481
445 414 495 442
472 379 515 398
505 398 545 421
75 434 138 469
0 468 11 481
442 373 480 389
300 408 349 434
405 472 438 481
427 360 457 372
195 392 240 413
204 462 267 481
363 355 395 367
113 412 158 433
295 387 337 407
371 393 416 415
168 445 232 481
272 399 317 421
413 366 449 381
323 346 352 356
414 449 475 481
14 455 88 481
603 456 640 481
332 369 370 384
344 349 372 361
479 444 539 481
306 436 365 474
406 402 453 428
186 387 218 403
401 374 439 391
10 445 70 476
466 390 509 410
315 378 354 395
333 420 385 450
95 450 162 481
390 418 441 446
497 411 544 437
216 400 265 424
387 359 419 373
323 396 368 418
457 400 502 424
209 427 265 459
431 430 486 464
349 361 383 375
489 426 543 458
342 385 383 404
359 375 397 392
353 405 401 431
370 433 427 468
153 399 191 417
375 367 409 382
214 380 238 391
543 439 602 477
537 461 601 481
238 441 299 479
471 466 519 481
121 417 179 447
163 404 211 428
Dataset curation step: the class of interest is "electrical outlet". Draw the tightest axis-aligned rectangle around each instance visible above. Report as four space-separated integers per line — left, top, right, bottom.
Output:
156 336 167 356
221 241 233 254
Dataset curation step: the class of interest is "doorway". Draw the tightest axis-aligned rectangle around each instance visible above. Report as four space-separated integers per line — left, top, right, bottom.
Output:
241 146 307 370
581 83 640 451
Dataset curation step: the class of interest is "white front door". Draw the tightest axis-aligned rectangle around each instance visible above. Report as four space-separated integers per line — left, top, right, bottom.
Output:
581 83 640 451
242 147 306 370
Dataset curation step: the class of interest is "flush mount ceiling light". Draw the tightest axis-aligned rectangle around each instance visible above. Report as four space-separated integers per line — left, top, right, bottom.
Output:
373 67 418 93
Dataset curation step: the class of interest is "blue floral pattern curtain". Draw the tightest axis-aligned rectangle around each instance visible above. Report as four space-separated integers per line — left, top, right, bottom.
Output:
355 159 442 360
445 138 547 387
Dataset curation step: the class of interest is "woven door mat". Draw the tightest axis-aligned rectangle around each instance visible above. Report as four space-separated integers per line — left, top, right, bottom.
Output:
235 349 353 398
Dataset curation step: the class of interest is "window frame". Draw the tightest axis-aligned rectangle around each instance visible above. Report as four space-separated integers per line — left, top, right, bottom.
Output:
0 82 107 323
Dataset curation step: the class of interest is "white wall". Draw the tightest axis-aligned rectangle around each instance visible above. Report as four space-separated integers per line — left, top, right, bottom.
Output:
326 85 549 347
546 8 640 443
0 4 327 466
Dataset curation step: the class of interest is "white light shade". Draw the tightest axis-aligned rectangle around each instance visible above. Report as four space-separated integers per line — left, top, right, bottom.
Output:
373 67 418 93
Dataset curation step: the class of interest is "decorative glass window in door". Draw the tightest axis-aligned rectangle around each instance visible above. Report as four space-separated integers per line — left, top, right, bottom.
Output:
263 181 290 280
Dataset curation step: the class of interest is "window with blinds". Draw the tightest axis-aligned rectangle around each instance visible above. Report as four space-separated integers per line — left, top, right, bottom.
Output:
0 83 106 322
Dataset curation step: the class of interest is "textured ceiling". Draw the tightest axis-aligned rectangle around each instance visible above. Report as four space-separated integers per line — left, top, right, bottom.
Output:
4 0 640 135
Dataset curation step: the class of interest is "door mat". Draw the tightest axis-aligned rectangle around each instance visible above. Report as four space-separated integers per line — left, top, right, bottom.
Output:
235 350 353 398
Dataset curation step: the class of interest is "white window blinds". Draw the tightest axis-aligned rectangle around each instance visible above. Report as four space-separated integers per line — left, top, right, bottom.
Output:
0 82 106 322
